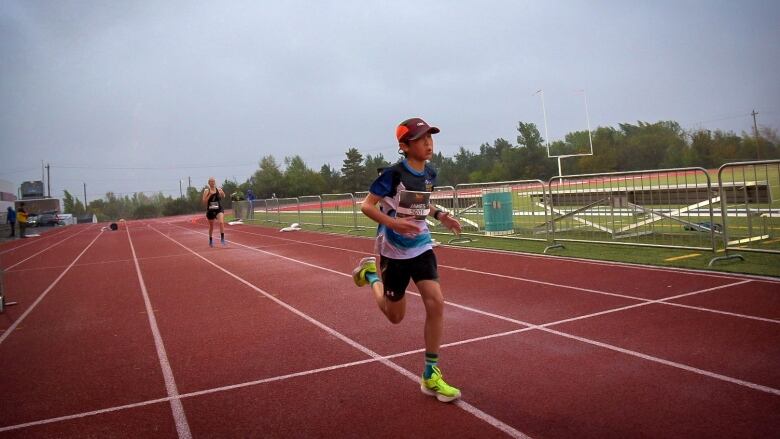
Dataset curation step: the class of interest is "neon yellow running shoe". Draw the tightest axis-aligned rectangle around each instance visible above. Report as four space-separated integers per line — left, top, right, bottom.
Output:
352 256 377 287
420 366 461 402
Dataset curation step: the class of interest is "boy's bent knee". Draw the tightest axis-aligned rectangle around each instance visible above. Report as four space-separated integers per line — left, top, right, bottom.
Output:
384 297 406 324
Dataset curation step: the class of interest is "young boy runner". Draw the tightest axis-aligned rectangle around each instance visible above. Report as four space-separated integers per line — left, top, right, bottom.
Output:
353 117 463 402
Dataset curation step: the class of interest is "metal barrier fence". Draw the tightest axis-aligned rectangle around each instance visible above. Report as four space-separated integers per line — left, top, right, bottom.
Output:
274 197 300 226
452 180 549 244
321 193 359 231
709 159 780 266
429 186 456 241
354 191 371 230
225 160 779 267
298 195 324 228
546 168 717 252
233 200 251 220
256 199 272 223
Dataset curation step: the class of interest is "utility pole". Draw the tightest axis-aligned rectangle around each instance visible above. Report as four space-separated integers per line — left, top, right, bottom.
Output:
46 163 51 198
83 183 88 208
188 176 191 189
179 180 183 198
751 109 760 159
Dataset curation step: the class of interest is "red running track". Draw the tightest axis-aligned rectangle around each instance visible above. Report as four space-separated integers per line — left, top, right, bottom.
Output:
0 217 778 438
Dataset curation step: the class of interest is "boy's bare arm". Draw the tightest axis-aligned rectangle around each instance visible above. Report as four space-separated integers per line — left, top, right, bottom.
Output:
429 203 462 235
362 193 420 235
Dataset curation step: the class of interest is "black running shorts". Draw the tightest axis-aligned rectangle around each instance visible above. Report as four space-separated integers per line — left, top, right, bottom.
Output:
379 250 439 302
206 209 223 220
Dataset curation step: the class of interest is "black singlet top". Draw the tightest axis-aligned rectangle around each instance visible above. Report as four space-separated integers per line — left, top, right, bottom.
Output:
206 190 222 211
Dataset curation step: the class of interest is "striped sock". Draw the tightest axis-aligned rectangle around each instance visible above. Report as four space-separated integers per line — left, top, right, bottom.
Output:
423 352 438 379
365 271 379 285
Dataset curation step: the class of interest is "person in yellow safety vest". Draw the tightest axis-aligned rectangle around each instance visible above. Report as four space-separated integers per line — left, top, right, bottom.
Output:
17 203 28 238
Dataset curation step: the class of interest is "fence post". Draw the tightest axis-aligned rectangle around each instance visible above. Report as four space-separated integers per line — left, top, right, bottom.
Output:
705 159 780 266
320 197 324 228
544 176 564 253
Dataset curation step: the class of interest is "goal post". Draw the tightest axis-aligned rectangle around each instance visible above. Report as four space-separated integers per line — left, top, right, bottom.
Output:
533 89 594 176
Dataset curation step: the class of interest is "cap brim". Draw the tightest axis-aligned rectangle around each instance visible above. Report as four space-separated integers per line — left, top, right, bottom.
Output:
407 126 440 141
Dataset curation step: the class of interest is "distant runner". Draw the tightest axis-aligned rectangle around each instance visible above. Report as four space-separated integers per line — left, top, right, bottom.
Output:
202 177 226 247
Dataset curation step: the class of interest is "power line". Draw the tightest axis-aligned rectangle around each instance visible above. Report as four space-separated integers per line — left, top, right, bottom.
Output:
683 108 778 127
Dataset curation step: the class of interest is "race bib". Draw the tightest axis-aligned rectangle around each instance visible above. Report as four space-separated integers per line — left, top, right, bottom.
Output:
208 201 220 210
396 190 431 220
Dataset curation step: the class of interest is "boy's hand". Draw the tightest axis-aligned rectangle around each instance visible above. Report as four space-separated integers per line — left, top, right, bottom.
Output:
390 216 422 236
439 212 462 235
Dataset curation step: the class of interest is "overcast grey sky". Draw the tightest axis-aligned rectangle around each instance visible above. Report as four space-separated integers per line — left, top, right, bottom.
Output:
1 0 779 201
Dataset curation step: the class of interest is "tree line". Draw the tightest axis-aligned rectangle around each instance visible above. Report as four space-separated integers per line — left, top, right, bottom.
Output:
65 120 779 221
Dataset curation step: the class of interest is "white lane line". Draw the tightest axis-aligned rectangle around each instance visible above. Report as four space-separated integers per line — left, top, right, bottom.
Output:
204 221 778 283
3 226 93 270
126 227 192 439
173 224 780 397
541 327 780 396
152 224 530 439
3 224 756 434
394 278 780 397
428 268 775 324
438 272 776 324
2 252 197 274
190 223 778 324
0 227 73 255
661 301 779 323
411 280 780 395
0 327 527 434
0 253 772 433
433 280 755 331
0 396 173 433
0 230 103 346
196 225 644 299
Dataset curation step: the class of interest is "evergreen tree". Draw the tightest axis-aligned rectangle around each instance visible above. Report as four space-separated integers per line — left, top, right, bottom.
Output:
341 148 365 192
319 164 342 193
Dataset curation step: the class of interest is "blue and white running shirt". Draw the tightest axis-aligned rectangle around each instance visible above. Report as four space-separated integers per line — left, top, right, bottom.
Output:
369 160 436 259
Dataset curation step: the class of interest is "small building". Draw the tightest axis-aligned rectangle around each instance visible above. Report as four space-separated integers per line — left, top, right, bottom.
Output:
14 180 61 215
